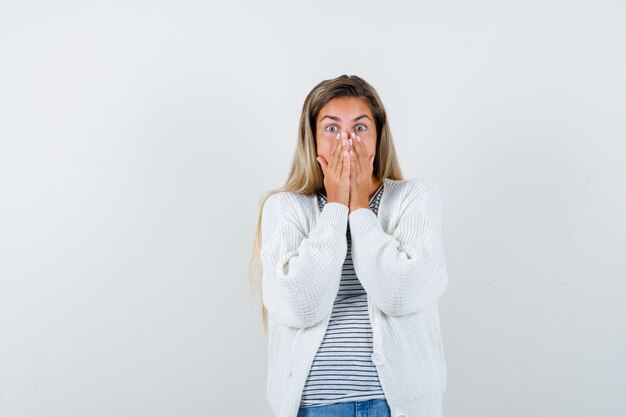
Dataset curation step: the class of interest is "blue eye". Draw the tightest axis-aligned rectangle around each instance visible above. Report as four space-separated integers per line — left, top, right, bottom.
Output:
356 124 367 132
326 125 338 133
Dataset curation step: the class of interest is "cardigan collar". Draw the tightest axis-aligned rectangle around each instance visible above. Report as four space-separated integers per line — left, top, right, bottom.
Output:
311 177 393 221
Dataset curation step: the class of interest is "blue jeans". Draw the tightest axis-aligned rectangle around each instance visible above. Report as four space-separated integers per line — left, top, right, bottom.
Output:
297 399 391 417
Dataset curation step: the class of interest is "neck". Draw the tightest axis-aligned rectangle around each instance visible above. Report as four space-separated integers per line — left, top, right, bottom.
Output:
369 177 383 199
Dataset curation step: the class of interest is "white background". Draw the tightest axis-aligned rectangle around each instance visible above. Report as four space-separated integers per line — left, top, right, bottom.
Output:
1 1 625 416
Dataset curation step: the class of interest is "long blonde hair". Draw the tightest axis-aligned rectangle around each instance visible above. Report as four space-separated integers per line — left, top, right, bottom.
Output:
248 74 405 337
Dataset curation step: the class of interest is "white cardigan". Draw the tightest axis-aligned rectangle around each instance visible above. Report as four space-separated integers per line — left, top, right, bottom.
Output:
260 177 449 417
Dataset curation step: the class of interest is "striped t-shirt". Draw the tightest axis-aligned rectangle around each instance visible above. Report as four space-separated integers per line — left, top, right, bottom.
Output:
299 183 386 407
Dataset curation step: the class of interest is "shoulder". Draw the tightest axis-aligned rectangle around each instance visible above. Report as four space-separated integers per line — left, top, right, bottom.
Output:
263 191 312 217
386 177 441 200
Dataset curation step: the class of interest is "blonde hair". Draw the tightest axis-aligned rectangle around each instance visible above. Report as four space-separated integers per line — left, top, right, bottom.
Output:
248 74 405 337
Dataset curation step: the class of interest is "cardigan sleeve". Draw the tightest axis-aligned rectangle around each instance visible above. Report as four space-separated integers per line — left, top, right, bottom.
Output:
260 192 348 328
348 179 448 316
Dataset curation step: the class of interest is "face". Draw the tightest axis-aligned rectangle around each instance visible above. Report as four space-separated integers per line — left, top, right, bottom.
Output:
315 96 377 166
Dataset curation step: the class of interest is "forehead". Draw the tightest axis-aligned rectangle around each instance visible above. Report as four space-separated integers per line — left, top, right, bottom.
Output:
317 97 372 122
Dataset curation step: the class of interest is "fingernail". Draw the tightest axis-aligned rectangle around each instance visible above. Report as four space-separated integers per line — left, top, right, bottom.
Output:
342 132 347 139
343 139 347 146
336 133 340 140
349 150 354 157
356 136 361 142
348 138 352 146
344 150 349 157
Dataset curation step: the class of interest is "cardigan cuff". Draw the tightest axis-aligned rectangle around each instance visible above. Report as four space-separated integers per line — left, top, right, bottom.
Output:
348 207 379 239
320 201 349 233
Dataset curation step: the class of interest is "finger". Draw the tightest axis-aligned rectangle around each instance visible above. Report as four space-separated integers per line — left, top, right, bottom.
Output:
348 146 359 180
348 132 355 155
316 156 327 176
334 132 348 175
357 135 370 174
329 134 342 179
351 133 362 177
341 132 351 168
341 141 351 179
349 147 356 181
353 134 363 159
354 135 367 175
331 132 342 173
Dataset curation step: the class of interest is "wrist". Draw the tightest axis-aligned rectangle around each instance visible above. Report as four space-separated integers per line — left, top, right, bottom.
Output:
326 192 349 205
327 198 350 208
349 204 370 213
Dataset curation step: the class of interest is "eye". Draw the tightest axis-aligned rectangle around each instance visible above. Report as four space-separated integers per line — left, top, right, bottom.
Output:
355 124 367 132
325 125 338 133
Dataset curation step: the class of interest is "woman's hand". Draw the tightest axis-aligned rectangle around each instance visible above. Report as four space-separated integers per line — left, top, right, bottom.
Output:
316 131 351 207
348 131 375 213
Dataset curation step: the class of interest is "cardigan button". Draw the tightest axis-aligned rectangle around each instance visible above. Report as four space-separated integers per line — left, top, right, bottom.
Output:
371 352 385 365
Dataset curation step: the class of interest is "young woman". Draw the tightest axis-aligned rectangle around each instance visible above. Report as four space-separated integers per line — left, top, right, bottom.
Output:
249 75 449 417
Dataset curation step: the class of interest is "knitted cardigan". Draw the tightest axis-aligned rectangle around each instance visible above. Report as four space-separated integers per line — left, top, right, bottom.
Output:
260 177 449 417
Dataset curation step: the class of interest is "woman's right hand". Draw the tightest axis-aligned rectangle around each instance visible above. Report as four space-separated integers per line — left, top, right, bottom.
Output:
316 131 351 207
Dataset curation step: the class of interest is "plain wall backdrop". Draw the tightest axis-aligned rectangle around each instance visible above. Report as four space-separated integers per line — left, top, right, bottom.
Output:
1 1 625 416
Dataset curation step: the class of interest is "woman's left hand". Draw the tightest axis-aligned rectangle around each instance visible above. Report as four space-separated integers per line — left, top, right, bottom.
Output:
348 131 375 213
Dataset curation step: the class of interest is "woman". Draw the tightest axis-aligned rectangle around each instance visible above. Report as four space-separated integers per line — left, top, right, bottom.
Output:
249 75 449 417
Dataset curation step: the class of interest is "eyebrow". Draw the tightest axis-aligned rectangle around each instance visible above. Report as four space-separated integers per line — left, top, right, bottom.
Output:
320 114 371 123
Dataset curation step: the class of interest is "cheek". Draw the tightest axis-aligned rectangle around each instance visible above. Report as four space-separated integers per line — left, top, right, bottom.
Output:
358 134 375 156
317 136 336 158
367 144 375 158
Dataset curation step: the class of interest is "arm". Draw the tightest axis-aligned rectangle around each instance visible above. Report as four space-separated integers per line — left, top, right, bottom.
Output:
260 192 348 328
348 179 448 316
